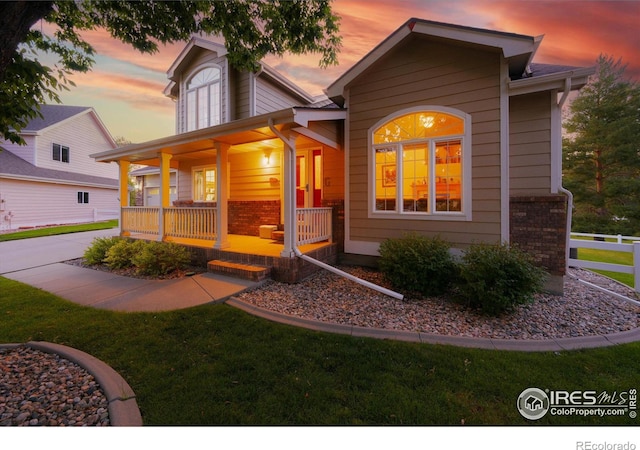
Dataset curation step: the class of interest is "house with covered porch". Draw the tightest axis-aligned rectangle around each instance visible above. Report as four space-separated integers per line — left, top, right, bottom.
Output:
92 19 594 292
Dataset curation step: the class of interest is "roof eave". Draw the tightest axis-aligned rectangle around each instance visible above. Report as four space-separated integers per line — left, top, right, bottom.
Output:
508 66 596 96
326 18 536 104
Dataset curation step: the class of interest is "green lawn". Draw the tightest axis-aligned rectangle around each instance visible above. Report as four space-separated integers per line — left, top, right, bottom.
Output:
1 276 638 425
575 243 635 288
0 220 118 242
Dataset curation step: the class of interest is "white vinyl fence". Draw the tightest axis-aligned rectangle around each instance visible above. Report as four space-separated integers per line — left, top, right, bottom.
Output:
569 233 640 293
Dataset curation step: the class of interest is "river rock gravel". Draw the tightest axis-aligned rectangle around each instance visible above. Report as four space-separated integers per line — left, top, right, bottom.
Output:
0 346 110 426
236 267 640 340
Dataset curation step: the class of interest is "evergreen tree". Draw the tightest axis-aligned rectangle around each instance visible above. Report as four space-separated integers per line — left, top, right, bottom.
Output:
563 55 640 235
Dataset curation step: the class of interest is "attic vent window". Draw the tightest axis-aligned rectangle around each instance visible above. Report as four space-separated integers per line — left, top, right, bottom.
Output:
186 66 221 131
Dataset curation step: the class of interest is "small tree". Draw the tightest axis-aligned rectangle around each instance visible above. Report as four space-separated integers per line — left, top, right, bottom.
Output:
563 55 640 235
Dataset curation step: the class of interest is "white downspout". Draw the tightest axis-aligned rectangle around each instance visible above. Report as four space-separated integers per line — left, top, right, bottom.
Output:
268 118 404 300
557 77 573 272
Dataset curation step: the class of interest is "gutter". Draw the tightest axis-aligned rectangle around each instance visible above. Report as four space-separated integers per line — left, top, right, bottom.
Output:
557 76 574 278
268 118 404 300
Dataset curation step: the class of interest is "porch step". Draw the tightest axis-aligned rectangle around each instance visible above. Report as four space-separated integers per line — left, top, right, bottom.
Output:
207 260 271 282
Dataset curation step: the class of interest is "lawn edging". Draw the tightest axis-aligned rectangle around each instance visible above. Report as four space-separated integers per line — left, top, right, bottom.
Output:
225 297 640 352
0 341 142 426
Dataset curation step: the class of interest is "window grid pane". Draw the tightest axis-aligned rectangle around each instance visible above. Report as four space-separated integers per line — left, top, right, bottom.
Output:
402 143 429 212
374 146 397 211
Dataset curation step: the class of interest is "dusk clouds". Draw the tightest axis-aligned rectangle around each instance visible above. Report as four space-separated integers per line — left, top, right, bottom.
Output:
48 0 639 142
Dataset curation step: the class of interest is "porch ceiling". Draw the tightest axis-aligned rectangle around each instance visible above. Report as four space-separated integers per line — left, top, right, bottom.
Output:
91 107 346 165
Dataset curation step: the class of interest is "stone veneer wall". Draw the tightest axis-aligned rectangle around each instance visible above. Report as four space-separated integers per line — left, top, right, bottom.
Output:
172 200 281 236
509 195 568 276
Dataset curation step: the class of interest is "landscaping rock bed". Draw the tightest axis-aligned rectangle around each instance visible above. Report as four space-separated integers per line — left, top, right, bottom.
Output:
0 346 109 426
235 267 640 340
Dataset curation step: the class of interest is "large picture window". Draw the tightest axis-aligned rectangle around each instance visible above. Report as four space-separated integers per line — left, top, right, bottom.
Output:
186 67 221 132
370 108 470 219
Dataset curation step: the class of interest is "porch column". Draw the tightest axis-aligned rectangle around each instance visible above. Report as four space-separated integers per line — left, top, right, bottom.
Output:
214 142 230 249
118 160 130 237
281 132 298 257
158 152 172 241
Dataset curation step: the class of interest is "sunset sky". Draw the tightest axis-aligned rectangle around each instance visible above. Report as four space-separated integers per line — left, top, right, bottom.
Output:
46 0 640 143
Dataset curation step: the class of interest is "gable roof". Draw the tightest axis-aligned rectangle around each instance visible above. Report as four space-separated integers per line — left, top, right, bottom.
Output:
17 105 117 147
325 18 541 105
163 37 317 105
21 105 92 133
0 147 118 188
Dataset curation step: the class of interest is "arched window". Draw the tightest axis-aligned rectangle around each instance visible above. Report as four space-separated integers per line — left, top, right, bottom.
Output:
370 107 471 218
186 67 221 131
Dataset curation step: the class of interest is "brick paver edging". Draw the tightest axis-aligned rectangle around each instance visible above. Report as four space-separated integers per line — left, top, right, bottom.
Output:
0 342 142 426
225 297 640 352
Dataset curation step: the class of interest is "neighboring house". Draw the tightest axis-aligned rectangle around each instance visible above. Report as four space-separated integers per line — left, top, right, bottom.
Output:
0 105 119 230
92 19 594 292
130 166 177 207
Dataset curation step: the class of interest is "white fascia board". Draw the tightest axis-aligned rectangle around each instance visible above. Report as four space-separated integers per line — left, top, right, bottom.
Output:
509 67 595 96
0 174 118 189
90 108 299 162
166 37 227 81
325 25 412 101
292 108 347 128
259 62 316 104
410 20 534 58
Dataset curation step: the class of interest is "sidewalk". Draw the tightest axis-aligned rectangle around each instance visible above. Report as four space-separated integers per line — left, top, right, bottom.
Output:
0 229 259 312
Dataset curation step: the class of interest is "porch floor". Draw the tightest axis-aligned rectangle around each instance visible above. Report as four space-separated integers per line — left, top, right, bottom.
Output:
128 233 331 257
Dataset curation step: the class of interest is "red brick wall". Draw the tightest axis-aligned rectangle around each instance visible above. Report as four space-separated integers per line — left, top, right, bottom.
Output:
229 200 280 236
510 195 568 276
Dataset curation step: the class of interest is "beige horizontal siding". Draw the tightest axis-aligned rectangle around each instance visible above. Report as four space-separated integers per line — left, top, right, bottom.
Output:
255 77 301 115
346 36 503 249
509 92 553 195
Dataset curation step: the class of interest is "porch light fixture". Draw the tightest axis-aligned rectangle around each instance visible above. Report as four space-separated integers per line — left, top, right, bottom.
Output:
264 149 272 166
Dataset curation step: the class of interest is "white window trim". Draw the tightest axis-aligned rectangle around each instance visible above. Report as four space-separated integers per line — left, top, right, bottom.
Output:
53 143 70 163
367 105 472 221
184 63 223 132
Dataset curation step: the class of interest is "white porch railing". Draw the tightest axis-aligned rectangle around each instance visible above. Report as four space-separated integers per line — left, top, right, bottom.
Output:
164 207 216 240
122 206 331 247
569 232 640 293
296 207 332 245
122 207 159 235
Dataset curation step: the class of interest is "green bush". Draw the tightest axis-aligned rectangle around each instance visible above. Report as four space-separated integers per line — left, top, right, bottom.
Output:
83 236 122 265
104 239 146 270
130 241 191 276
378 233 457 296
456 242 547 315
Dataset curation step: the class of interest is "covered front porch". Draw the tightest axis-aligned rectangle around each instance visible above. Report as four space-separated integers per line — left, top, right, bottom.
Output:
92 107 346 280
121 206 334 253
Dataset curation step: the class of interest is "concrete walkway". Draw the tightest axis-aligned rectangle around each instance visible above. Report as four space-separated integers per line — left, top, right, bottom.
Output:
0 229 260 312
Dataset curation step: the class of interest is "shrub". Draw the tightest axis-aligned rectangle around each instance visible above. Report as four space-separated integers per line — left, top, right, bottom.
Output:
378 233 457 296
457 242 547 315
83 236 122 265
104 239 146 270
130 241 191 276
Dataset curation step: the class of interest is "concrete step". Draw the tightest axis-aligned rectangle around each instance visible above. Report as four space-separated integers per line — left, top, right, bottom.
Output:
207 260 271 282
